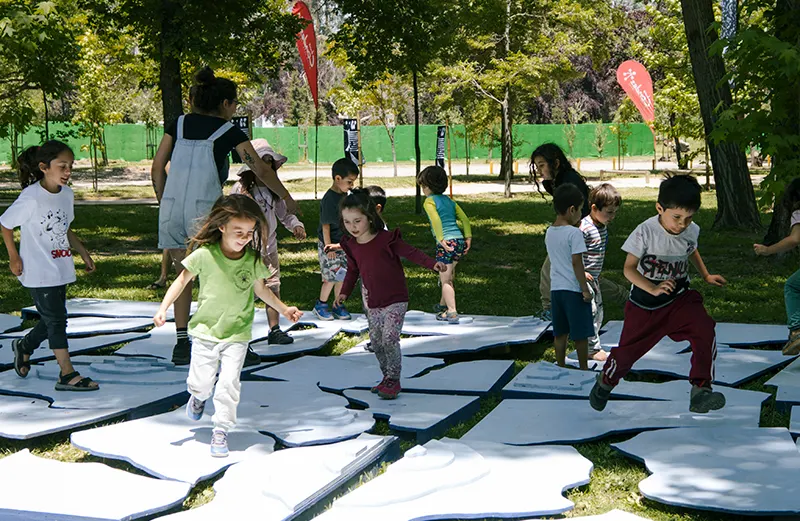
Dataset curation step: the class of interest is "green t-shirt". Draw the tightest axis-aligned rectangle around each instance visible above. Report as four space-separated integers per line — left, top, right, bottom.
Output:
182 243 268 343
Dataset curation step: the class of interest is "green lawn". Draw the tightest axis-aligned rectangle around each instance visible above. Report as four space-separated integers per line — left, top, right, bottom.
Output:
0 189 794 520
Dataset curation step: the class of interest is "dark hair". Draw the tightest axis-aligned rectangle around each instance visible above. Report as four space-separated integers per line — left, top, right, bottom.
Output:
191 67 237 114
417 166 448 194
590 183 622 210
340 189 385 236
188 194 268 265
365 185 387 210
658 174 702 212
529 143 583 196
332 157 359 180
784 178 800 211
17 140 74 188
553 183 584 215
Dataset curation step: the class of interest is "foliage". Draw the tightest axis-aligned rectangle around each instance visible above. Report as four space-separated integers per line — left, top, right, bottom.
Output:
610 97 639 164
562 102 589 158
593 120 609 157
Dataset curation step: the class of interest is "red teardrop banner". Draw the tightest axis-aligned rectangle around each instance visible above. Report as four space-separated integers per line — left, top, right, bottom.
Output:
292 1 318 109
616 60 655 124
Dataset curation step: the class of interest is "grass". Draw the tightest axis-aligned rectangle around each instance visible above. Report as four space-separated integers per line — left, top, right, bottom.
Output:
0 188 795 520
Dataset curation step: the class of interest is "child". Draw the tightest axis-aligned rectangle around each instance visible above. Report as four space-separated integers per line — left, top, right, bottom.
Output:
360 186 387 354
580 183 622 361
754 177 800 355
545 184 594 370
153 194 302 457
335 191 445 399
1 141 98 391
231 139 305 363
530 143 590 320
590 175 727 413
313 158 360 321
417 166 472 323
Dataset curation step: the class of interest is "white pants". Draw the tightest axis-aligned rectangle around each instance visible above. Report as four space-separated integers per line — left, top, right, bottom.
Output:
588 278 604 353
187 337 247 432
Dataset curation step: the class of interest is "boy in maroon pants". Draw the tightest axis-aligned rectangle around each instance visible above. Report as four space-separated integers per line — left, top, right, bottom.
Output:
589 175 728 413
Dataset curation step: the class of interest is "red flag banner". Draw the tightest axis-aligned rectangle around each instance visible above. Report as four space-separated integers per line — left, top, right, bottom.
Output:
292 1 318 108
616 60 655 124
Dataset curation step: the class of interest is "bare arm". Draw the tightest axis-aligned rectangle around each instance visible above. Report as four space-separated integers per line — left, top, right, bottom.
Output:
690 249 726 286
571 253 591 300
2 225 22 276
154 269 196 326
236 141 298 214
254 279 303 322
67 229 95 272
151 133 174 202
755 225 800 255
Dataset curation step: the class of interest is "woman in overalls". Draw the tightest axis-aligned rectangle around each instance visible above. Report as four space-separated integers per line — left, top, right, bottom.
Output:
151 67 298 366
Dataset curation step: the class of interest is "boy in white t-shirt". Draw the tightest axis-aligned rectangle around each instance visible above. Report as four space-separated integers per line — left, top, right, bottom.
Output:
590 175 727 413
754 177 800 355
544 184 593 370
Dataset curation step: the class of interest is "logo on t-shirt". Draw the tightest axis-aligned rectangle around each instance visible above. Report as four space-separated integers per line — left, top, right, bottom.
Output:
639 254 689 281
40 209 71 259
234 268 253 291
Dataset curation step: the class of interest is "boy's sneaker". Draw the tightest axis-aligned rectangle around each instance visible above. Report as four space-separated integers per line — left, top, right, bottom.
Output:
689 385 726 413
433 303 447 314
313 300 334 321
186 395 206 421
371 376 388 394
436 311 460 324
364 342 375 353
268 328 294 345
332 303 352 320
242 346 261 368
171 339 191 366
210 429 229 458
539 309 552 322
589 374 613 411
782 329 800 356
377 378 401 400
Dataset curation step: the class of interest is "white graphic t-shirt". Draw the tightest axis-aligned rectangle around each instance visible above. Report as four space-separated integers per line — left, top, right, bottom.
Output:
0 182 76 288
791 209 800 229
622 215 700 310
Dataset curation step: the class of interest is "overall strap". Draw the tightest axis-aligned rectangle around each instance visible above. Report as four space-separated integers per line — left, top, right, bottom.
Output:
176 115 185 140
208 121 234 142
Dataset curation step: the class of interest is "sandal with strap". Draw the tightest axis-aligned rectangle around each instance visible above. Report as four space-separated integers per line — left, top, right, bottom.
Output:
148 280 167 290
12 338 31 378
55 371 99 392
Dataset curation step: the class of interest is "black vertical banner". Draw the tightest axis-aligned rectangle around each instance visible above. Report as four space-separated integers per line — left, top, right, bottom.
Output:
435 126 446 168
230 116 251 163
343 119 359 165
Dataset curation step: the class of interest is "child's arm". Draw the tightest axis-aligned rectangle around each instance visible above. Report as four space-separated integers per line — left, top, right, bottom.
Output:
237 141 299 215
335 245 360 306
153 269 196 326
689 249 727 287
322 223 340 256
423 198 450 250
754 225 800 256
254 279 303 322
454 202 473 253
623 253 676 296
571 253 592 302
391 237 446 272
1 225 22 276
276 199 306 239
67 230 95 273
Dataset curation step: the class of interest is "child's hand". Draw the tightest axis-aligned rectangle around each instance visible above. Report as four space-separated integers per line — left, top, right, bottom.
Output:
585 272 594 282
705 274 727 287
464 238 472 255
582 290 592 302
439 239 454 252
81 253 96 273
753 244 770 256
282 306 303 323
9 254 22 276
153 311 167 327
334 294 347 307
433 261 447 272
293 226 306 240
651 279 676 296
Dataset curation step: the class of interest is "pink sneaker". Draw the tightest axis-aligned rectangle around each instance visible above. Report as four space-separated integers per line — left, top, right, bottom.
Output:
377 378 401 400
371 376 388 394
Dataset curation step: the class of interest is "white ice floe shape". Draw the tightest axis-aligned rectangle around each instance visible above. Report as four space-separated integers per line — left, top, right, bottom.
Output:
0 394 125 440
0 315 153 338
21 297 198 320
0 331 149 369
0 313 21 333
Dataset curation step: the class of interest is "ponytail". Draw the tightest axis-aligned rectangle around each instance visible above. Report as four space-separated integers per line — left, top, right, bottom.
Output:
17 140 73 188
191 66 237 114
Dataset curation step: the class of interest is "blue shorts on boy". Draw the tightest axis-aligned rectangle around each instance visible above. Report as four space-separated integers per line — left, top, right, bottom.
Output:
545 224 593 340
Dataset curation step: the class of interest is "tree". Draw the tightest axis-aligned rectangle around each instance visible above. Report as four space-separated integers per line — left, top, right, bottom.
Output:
610 98 637 169
680 0 761 230
593 120 609 158
562 102 589 159
713 0 800 243
84 0 305 128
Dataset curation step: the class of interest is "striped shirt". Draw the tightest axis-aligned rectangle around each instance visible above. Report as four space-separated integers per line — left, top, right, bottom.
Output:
579 215 608 278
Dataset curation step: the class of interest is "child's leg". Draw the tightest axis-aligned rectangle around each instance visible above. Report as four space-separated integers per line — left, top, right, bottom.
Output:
439 262 457 313
186 338 222 407
333 281 344 301
367 307 389 376
601 301 667 386
599 276 630 306
588 279 604 354
573 339 589 370
319 281 335 302
553 334 569 367
158 249 170 283
167 249 193 331
785 268 800 332
211 341 248 432
375 302 407 380
665 291 717 387
539 255 552 312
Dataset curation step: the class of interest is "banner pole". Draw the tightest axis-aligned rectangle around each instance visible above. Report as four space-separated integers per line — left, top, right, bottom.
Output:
314 108 319 200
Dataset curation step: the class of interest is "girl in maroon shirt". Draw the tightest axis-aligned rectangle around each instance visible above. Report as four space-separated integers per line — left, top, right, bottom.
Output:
336 190 445 399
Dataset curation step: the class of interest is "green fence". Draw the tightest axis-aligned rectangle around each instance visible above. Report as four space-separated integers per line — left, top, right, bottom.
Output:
0 122 654 165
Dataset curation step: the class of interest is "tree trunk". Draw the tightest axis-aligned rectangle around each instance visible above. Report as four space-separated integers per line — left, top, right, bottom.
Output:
389 127 398 177
669 112 683 168
158 0 183 129
681 0 761 230
501 93 513 198
413 68 422 214
42 90 49 140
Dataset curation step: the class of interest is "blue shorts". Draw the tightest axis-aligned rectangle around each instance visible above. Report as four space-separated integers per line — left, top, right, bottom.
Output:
550 290 594 340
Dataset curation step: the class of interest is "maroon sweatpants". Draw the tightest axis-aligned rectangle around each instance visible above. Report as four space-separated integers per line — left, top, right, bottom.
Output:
601 290 716 388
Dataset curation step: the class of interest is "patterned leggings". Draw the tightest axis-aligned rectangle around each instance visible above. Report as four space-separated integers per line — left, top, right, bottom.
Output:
367 301 408 380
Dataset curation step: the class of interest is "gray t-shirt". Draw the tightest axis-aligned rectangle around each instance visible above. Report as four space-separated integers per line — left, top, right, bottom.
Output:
545 224 588 293
317 188 346 244
622 215 700 310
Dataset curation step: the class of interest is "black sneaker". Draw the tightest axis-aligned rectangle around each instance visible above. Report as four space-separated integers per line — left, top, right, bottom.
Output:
364 342 375 353
171 339 191 366
589 374 613 411
689 385 726 413
267 328 294 345
242 346 262 367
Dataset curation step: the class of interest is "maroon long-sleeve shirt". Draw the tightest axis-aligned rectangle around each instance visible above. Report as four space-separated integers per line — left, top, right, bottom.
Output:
341 228 437 309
